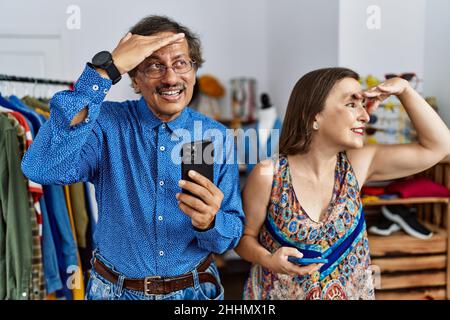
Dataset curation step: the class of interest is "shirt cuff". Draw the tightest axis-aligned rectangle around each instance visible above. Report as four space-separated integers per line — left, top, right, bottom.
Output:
51 64 112 130
74 64 112 104
193 209 238 246
193 217 216 232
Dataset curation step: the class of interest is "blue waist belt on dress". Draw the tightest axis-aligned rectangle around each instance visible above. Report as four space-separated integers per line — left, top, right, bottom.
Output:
264 205 366 280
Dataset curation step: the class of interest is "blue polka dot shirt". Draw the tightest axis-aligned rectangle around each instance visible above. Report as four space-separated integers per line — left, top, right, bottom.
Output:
21 65 245 278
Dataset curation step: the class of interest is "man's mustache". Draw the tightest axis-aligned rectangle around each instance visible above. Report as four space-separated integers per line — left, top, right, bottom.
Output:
156 83 187 93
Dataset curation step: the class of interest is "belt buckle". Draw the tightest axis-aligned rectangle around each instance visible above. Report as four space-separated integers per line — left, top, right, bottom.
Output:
144 275 161 296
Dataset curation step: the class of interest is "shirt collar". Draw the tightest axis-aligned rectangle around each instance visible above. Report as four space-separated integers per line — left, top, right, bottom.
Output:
137 96 191 134
166 106 190 133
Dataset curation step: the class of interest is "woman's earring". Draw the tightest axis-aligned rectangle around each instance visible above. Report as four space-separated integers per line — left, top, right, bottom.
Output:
313 122 320 130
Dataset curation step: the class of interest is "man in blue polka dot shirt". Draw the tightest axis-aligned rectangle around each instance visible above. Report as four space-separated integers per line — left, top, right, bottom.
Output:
22 15 245 300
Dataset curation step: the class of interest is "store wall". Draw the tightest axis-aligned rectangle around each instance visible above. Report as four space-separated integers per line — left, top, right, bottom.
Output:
0 0 340 120
1 0 448 126
423 0 450 127
0 0 269 118
266 0 340 118
338 0 450 127
338 0 426 84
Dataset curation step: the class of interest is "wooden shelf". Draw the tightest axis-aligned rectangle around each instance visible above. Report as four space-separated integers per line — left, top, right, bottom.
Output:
376 288 446 300
366 160 450 299
364 197 449 206
368 224 447 257
379 272 446 290
372 255 447 273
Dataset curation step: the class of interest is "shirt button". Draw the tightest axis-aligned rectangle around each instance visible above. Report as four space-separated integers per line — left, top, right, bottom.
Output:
160 146 165 152
159 180 164 186
158 215 163 221
159 251 164 256
103 88 109 94
161 123 166 129
92 84 99 91
84 118 90 124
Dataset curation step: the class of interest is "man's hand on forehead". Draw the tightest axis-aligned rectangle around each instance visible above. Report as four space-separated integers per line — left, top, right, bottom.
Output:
110 32 185 75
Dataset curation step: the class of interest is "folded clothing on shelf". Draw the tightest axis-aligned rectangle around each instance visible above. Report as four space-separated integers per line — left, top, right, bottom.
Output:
361 195 380 205
361 186 386 196
386 177 450 198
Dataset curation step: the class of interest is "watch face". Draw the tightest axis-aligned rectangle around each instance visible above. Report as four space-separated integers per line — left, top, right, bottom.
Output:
92 51 112 67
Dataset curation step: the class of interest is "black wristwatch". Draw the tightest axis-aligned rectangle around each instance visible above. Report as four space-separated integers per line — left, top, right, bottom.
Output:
89 51 122 85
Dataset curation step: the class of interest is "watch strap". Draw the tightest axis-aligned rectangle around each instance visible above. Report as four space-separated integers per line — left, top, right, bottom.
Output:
104 62 122 85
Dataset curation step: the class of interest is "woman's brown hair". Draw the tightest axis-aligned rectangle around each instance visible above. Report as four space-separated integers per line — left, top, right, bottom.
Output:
279 67 359 155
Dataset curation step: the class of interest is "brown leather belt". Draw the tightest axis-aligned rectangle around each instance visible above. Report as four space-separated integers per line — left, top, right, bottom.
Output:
93 254 219 295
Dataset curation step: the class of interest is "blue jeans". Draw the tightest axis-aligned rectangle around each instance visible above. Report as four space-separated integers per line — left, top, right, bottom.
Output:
85 251 224 300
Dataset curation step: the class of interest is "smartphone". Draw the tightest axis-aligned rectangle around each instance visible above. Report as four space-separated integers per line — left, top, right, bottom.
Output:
288 257 328 265
180 140 214 198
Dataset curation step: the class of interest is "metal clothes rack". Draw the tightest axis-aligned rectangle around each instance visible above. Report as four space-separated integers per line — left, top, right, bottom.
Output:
0 74 72 86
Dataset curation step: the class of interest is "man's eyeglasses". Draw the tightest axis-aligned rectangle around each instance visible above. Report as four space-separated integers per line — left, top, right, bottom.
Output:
385 72 421 88
139 59 196 79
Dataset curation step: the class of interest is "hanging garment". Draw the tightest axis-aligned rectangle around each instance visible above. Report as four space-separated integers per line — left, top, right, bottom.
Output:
68 183 89 249
5 112 46 299
63 186 85 300
22 96 50 118
27 100 79 299
4 95 42 136
0 113 33 300
9 106 63 294
28 195 46 300
10 95 47 130
38 195 63 294
43 184 78 300
84 182 98 247
8 111 43 236
1 87 78 299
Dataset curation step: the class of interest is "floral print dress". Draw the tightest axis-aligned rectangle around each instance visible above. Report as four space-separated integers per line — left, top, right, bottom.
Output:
243 152 375 300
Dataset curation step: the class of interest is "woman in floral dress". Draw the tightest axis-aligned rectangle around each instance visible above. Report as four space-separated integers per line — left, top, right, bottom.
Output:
235 67 450 300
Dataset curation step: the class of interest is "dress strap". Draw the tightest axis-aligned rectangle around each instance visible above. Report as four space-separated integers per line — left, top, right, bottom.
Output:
267 154 287 204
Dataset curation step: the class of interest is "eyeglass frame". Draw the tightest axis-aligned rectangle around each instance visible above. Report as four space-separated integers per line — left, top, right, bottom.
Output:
138 59 197 79
384 72 422 89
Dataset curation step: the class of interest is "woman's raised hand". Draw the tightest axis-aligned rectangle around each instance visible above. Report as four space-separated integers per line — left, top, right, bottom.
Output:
363 77 412 114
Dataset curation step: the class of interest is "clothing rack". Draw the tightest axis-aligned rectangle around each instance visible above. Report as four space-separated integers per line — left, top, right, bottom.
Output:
0 74 72 86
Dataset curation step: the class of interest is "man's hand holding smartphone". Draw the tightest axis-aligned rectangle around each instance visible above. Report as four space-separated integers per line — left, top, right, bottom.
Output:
176 170 224 231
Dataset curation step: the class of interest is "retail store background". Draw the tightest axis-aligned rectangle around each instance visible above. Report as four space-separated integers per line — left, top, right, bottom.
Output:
1 0 449 126
1 0 450 300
